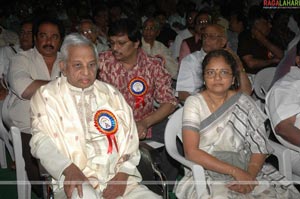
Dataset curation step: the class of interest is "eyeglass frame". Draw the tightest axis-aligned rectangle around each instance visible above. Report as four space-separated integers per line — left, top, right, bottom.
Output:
204 69 233 79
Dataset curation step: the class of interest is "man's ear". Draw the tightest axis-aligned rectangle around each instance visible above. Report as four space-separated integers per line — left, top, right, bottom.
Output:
59 61 66 76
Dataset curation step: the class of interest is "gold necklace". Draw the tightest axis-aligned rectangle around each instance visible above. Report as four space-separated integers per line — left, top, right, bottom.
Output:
206 91 228 110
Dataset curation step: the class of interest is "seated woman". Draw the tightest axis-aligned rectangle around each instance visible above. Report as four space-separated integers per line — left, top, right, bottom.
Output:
175 49 300 198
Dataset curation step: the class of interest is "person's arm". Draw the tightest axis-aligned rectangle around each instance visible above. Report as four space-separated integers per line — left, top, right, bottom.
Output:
252 28 284 59
21 80 49 99
136 102 176 138
178 40 191 64
275 115 300 146
224 48 252 95
242 54 280 70
178 91 190 102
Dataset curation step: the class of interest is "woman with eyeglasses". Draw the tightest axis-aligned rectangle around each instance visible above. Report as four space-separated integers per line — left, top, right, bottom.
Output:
175 49 300 198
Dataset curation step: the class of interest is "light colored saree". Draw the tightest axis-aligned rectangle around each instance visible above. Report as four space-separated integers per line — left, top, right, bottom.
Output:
175 92 300 199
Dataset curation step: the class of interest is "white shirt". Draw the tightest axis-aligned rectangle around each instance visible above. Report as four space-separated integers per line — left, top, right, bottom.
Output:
266 66 300 128
170 28 193 60
7 47 61 134
176 49 206 94
142 38 179 79
0 44 22 78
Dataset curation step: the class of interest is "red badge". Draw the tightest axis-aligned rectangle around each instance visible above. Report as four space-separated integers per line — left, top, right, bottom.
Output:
128 77 148 108
94 110 119 154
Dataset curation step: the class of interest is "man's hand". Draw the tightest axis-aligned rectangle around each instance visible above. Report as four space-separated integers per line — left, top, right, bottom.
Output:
103 172 128 199
136 120 148 139
63 163 89 199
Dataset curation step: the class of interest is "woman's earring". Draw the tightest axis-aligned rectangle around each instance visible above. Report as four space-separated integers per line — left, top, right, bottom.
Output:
203 81 206 85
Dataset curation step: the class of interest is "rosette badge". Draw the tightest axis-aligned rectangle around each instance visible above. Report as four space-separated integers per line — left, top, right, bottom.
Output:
94 110 119 154
128 77 148 108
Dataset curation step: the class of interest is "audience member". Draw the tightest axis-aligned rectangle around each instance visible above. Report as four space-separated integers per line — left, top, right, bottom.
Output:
7 17 65 198
77 18 109 53
0 25 19 47
92 3 109 43
269 11 295 51
0 19 33 79
178 10 210 63
237 10 283 75
30 33 161 199
227 11 247 53
170 9 198 61
176 24 251 102
175 49 300 198
266 40 300 176
168 1 187 32
154 11 177 48
141 17 178 80
98 18 179 187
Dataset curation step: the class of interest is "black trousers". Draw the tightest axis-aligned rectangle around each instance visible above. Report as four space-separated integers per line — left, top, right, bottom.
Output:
21 132 43 198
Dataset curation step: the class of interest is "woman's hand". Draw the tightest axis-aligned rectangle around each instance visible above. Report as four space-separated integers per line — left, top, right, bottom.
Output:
226 168 257 194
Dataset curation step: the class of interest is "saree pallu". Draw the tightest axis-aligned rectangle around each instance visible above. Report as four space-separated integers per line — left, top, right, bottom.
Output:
175 92 300 199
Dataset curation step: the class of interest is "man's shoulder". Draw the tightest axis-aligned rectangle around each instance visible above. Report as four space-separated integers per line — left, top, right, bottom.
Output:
182 49 204 62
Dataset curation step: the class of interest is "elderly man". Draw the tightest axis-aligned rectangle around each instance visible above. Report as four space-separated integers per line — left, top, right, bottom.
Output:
98 18 179 188
176 24 252 102
77 18 109 53
30 33 160 199
7 17 65 197
142 17 178 80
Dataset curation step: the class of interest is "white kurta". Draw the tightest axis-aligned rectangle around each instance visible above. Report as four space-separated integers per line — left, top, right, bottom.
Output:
30 76 161 198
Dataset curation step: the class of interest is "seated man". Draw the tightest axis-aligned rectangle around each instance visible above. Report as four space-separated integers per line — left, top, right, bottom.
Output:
176 24 252 102
142 17 178 80
98 18 179 187
266 40 300 176
237 10 283 75
30 33 160 199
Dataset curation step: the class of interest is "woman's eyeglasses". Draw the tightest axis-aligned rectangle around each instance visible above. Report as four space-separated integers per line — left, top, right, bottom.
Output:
204 69 232 79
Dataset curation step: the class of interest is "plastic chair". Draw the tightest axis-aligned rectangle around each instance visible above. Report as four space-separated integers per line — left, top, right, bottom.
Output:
0 98 14 168
253 68 300 182
10 126 31 199
164 107 205 198
253 67 276 101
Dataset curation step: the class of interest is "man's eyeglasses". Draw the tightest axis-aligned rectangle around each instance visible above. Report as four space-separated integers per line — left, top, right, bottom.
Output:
143 26 158 32
195 20 209 26
81 29 94 35
202 33 224 40
204 69 232 79
108 40 131 48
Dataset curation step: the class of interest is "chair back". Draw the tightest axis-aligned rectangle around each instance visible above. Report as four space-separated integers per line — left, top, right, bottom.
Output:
10 126 31 199
2 92 13 128
253 67 276 100
164 107 205 198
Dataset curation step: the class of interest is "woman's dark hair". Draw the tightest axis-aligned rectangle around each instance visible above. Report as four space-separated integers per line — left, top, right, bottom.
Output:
202 49 239 90
108 18 142 47
296 40 300 56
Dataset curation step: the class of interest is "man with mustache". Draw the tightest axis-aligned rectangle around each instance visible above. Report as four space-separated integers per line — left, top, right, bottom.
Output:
98 18 179 190
7 16 64 198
